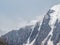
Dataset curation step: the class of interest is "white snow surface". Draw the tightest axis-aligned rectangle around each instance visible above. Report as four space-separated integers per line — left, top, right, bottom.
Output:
42 4 60 45
23 4 60 45
49 4 60 26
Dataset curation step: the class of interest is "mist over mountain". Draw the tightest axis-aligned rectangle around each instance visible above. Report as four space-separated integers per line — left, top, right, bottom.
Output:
1 4 60 45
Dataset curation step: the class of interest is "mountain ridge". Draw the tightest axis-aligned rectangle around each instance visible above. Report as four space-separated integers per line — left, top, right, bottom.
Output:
1 4 60 45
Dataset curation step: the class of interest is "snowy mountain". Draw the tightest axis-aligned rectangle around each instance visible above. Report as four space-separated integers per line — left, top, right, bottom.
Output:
1 4 60 45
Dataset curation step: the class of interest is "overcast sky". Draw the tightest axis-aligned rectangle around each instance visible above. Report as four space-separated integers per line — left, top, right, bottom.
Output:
0 0 60 35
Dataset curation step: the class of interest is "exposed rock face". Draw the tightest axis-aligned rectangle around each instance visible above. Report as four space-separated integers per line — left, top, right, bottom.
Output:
0 38 7 45
1 4 60 45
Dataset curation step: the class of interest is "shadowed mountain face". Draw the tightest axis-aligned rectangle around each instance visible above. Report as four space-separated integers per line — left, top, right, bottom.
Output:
0 38 7 45
1 25 33 45
1 4 60 45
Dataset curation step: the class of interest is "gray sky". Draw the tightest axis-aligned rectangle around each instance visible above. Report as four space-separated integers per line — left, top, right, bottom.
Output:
0 0 60 35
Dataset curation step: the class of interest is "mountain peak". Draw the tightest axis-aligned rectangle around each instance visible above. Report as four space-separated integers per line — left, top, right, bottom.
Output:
51 4 60 11
1 4 60 45
48 4 60 26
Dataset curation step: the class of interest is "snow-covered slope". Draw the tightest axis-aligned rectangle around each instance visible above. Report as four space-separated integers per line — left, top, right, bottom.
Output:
1 4 60 45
